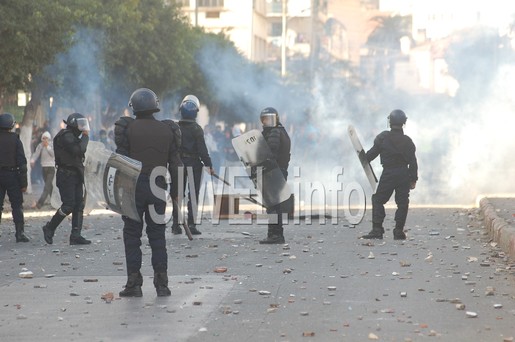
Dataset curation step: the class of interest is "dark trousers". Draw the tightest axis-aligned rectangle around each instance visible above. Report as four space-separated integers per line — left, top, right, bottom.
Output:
56 168 84 227
266 169 289 236
37 167 55 207
172 159 203 225
122 175 167 275
372 167 411 229
0 170 24 225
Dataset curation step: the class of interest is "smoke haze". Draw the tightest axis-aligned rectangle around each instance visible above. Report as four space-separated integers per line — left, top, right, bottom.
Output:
45 25 515 206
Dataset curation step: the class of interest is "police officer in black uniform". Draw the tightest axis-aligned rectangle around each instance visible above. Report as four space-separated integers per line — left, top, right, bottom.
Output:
259 107 291 244
0 113 29 242
171 95 214 236
115 88 178 297
361 109 418 240
42 113 91 245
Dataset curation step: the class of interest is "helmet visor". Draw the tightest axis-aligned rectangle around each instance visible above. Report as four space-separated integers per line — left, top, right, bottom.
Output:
261 114 277 127
76 118 90 132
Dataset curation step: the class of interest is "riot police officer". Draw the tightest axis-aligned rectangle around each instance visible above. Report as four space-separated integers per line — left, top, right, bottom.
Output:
259 107 291 244
171 95 214 236
115 88 179 297
42 113 91 245
361 109 418 240
0 113 29 242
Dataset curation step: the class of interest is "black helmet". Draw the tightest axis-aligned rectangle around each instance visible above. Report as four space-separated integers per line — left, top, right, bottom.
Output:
388 109 407 127
129 88 160 114
179 95 200 120
64 112 90 132
260 107 279 127
0 113 15 130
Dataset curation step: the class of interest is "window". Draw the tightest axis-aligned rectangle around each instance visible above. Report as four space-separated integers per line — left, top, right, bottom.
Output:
271 22 282 37
198 0 224 7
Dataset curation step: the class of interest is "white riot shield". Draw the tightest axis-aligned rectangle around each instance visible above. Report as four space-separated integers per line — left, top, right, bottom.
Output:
51 141 141 221
232 129 291 208
348 125 378 192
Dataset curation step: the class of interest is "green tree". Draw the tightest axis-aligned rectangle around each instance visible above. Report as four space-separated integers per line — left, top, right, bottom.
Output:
0 0 75 192
0 0 74 111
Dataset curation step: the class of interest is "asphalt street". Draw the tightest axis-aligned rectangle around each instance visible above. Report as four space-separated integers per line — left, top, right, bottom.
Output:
1 203 514 342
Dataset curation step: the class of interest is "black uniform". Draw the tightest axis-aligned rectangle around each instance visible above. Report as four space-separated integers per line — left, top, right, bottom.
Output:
172 119 212 233
366 128 418 234
262 123 291 241
120 115 177 284
0 129 29 242
42 127 90 245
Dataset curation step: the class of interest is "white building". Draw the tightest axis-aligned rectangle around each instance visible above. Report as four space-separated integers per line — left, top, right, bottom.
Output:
175 0 315 64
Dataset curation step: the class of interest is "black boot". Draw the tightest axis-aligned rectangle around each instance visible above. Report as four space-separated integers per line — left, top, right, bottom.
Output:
120 272 143 297
70 229 91 245
189 223 202 235
361 223 384 239
42 210 66 244
393 225 406 240
171 223 182 235
69 212 91 245
15 222 30 243
259 225 285 244
154 271 171 297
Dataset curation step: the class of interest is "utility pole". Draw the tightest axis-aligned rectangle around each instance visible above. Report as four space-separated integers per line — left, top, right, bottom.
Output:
309 0 319 83
281 0 287 77
194 0 198 27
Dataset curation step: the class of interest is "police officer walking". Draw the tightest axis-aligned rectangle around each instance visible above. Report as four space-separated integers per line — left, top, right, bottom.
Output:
0 113 29 242
361 109 418 240
42 113 91 245
115 88 179 297
171 95 214 236
259 107 291 244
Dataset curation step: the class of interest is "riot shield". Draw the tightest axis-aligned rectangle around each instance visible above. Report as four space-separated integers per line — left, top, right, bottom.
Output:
51 141 141 221
232 129 291 208
348 125 378 192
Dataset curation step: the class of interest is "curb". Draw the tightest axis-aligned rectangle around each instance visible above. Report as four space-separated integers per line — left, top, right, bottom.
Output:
479 197 515 260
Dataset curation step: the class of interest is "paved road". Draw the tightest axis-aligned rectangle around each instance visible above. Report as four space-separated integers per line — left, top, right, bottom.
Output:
0 206 514 341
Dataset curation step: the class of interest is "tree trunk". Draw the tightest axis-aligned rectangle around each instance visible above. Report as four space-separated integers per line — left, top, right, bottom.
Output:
19 87 42 194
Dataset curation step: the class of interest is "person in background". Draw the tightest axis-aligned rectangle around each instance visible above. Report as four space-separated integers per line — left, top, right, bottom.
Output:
259 107 291 244
30 131 55 209
171 95 214 236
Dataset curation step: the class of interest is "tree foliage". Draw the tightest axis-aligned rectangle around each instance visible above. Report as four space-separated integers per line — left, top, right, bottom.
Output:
0 0 264 127
0 0 74 110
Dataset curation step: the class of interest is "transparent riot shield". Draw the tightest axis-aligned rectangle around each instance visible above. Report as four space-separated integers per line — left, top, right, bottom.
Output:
232 129 291 208
51 141 141 221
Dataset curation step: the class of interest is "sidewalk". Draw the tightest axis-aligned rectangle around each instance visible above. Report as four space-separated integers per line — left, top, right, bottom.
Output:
479 196 515 260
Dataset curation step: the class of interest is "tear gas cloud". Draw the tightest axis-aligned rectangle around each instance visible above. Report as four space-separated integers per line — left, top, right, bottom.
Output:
196 29 515 206
47 26 515 206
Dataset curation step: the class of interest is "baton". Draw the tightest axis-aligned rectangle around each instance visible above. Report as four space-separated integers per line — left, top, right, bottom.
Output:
211 172 231 186
172 198 193 241
213 173 267 208
242 194 266 208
